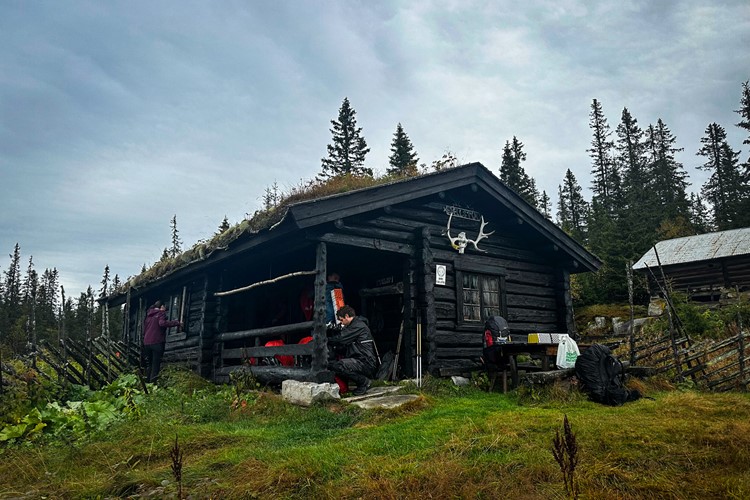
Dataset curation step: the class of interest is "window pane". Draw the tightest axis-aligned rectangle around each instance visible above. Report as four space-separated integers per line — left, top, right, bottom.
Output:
482 276 499 292
464 305 480 321
462 272 502 322
483 291 499 306
483 306 500 319
462 272 481 321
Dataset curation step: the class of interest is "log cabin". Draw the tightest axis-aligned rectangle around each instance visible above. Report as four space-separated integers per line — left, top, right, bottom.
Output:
101 162 601 384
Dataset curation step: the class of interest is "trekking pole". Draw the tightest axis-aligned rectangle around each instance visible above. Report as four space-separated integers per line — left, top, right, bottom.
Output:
391 306 405 381
416 310 422 388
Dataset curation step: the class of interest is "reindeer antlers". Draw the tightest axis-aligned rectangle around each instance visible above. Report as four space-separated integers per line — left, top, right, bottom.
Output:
467 216 495 252
446 214 494 254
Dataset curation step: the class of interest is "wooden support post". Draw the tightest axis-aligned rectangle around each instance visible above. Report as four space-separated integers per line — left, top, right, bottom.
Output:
737 286 746 386
419 227 436 377
312 242 328 374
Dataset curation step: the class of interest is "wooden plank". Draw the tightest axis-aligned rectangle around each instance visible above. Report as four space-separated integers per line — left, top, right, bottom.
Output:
213 366 335 385
433 332 483 346
333 220 415 243
506 294 558 309
315 232 415 255
216 321 315 342
359 281 404 297
222 343 314 360
435 347 482 358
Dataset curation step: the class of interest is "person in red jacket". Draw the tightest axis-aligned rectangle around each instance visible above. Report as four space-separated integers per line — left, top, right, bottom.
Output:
143 300 183 383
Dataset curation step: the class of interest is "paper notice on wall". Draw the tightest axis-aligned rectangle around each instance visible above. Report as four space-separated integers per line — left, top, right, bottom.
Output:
436 264 446 285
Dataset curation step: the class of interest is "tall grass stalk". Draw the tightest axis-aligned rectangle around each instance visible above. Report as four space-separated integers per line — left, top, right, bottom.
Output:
552 414 579 499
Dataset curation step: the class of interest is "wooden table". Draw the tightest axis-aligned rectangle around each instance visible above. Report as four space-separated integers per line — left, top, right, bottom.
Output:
484 333 567 392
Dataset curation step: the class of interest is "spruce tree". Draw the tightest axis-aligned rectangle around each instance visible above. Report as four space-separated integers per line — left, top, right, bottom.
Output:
170 215 182 258
689 193 713 233
320 97 372 178
499 136 538 207
616 107 658 256
3 243 22 323
21 256 37 312
387 123 419 176
539 190 551 219
736 80 750 165
73 290 94 342
262 182 280 210
588 99 619 209
584 199 628 303
217 216 230 235
37 268 59 340
645 119 691 234
100 265 110 297
696 123 748 229
733 80 750 218
556 169 589 244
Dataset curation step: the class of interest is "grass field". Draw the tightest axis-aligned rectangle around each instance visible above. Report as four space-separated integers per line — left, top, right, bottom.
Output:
1 372 749 499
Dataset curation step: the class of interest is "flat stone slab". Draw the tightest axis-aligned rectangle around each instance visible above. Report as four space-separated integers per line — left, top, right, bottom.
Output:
343 385 403 402
342 385 419 409
349 394 420 409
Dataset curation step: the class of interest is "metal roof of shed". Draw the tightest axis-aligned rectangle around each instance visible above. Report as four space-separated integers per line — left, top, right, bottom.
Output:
633 227 750 269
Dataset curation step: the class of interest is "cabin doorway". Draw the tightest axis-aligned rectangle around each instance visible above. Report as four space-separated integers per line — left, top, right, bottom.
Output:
326 243 407 373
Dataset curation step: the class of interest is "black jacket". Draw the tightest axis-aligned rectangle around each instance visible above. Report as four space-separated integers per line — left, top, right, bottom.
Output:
328 316 378 369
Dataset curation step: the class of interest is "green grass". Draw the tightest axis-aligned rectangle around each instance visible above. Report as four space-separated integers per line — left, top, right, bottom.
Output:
1 374 750 499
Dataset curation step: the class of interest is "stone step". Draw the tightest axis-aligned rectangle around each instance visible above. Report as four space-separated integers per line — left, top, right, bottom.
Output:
343 385 403 402
343 385 419 409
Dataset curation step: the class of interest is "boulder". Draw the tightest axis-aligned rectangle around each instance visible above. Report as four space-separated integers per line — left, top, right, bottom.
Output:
613 317 654 336
281 380 340 407
648 298 666 317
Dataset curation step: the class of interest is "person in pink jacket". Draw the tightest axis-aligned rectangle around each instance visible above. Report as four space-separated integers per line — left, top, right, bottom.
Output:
143 300 183 382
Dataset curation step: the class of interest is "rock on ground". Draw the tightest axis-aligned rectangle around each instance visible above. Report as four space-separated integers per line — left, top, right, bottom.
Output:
281 380 340 406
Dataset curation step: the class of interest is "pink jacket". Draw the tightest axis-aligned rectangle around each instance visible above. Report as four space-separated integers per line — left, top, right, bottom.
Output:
143 307 181 345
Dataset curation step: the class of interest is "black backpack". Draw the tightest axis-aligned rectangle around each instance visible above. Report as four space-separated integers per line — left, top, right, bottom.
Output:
575 344 640 406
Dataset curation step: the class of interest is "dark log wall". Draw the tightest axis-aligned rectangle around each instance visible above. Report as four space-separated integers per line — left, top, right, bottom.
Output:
642 255 750 299
162 278 208 372
332 194 574 376
124 277 210 375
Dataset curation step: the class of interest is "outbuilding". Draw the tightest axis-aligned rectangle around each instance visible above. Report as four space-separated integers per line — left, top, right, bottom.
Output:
633 227 750 302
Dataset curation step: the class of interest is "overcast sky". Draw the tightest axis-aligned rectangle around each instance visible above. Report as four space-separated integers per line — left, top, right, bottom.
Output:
1 1 748 298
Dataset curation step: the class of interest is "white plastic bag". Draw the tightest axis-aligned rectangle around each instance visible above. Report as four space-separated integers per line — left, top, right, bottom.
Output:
556 334 580 369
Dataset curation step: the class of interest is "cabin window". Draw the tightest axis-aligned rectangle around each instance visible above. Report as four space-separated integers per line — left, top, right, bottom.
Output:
457 271 506 324
164 286 188 337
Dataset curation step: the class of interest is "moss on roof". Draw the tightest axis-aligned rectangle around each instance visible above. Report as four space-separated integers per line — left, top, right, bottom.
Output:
111 171 416 298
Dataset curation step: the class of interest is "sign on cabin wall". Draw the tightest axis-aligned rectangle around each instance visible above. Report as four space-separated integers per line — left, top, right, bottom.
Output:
443 205 494 254
375 276 394 287
435 264 447 285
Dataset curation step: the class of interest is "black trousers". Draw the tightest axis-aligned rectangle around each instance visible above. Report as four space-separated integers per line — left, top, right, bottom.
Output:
329 358 373 386
144 343 165 383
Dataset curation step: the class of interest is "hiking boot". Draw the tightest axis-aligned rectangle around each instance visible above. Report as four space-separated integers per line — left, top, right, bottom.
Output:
352 378 371 396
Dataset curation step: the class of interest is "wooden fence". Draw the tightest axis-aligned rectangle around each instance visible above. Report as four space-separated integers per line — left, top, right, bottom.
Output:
603 325 749 391
1 337 141 391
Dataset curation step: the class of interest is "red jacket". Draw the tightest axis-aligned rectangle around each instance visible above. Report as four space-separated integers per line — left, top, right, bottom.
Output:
143 307 181 345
